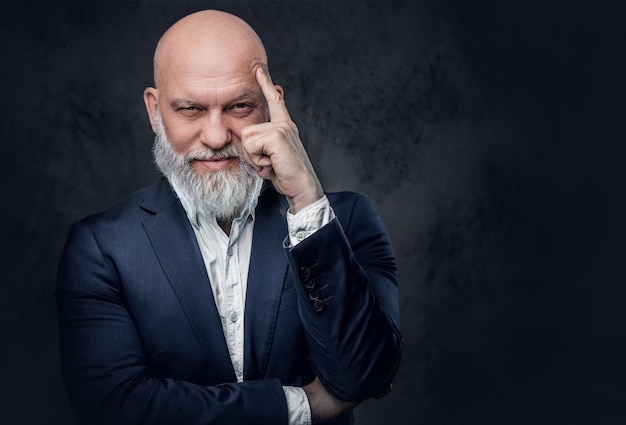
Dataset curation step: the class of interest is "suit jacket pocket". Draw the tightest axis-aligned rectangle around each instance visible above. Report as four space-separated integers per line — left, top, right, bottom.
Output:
278 286 298 312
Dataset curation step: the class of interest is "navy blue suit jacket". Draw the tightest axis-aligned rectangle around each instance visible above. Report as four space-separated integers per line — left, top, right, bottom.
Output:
57 178 402 425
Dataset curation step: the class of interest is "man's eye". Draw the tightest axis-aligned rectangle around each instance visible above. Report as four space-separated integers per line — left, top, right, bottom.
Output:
177 106 203 117
230 103 253 114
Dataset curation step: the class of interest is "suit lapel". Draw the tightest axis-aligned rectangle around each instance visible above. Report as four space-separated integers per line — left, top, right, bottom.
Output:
244 187 290 380
141 179 236 383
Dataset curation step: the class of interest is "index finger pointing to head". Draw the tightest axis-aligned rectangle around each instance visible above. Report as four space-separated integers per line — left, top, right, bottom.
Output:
255 65 291 122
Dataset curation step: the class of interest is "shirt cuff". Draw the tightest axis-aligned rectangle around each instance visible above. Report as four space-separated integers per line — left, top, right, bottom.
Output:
287 195 335 246
282 386 312 425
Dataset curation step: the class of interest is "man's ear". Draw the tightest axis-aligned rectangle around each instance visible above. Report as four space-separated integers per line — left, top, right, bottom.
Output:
143 87 159 132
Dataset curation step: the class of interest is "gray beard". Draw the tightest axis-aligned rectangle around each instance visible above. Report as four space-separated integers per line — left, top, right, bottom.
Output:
152 111 262 223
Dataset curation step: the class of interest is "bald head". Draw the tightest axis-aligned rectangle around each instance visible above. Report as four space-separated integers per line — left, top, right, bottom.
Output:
143 9 276 153
153 10 267 88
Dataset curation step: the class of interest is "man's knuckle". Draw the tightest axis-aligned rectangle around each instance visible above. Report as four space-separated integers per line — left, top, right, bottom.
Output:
276 123 292 137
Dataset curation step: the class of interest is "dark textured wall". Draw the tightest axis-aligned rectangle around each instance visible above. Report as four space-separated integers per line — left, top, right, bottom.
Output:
2 1 625 424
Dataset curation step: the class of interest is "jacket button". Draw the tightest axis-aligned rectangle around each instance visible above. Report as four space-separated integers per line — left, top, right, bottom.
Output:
300 266 311 280
312 299 324 312
308 289 320 300
304 279 316 290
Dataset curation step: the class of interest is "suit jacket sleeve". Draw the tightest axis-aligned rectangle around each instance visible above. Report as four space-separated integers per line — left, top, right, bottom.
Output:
56 219 289 425
284 192 403 401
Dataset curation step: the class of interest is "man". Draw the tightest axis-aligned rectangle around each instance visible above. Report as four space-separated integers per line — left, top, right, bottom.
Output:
57 9 402 425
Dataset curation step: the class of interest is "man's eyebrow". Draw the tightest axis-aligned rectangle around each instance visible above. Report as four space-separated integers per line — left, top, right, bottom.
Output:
168 90 260 109
169 98 197 108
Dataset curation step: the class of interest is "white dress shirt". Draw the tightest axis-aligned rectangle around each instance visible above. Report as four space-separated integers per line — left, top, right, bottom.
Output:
170 178 334 425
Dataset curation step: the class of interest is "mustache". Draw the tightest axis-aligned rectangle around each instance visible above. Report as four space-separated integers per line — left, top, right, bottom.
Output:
184 144 244 162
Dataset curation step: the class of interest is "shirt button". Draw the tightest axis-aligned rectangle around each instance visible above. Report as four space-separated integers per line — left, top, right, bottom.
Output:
296 231 306 241
227 248 233 256
230 311 239 322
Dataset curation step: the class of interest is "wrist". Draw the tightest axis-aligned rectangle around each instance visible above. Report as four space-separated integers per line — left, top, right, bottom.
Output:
302 382 321 424
287 186 324 214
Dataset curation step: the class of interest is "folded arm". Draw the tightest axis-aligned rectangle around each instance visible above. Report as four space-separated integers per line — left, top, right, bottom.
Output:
284 193 403 402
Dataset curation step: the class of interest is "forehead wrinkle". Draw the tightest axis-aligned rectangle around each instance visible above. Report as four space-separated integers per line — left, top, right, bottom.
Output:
165 67 257 93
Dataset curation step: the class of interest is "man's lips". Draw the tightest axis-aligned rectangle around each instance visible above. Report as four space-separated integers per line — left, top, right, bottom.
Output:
192 157 238 171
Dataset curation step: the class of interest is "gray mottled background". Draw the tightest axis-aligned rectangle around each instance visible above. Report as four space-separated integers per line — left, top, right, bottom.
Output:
2 0 626 424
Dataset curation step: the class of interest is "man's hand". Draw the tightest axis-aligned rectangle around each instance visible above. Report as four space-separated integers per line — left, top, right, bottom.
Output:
303 378 360 424
241 65 324 214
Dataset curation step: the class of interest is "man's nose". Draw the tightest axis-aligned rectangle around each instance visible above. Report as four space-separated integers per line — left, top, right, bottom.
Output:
200 112 232 149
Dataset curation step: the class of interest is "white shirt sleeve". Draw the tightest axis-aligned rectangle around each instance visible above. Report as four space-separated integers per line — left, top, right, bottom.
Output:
283 385 312 425
287 195 335 246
